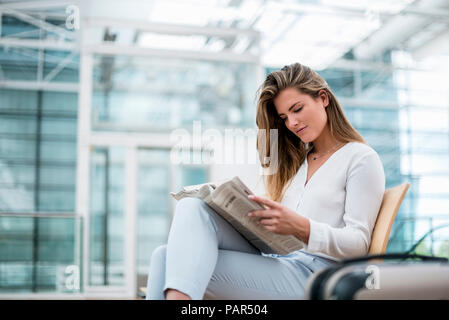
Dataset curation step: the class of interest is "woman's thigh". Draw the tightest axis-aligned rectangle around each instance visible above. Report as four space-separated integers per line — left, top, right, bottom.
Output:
173 197 261 254
203 249 314 300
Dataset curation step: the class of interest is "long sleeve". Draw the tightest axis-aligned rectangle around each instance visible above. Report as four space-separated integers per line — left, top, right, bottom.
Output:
304 151 385 260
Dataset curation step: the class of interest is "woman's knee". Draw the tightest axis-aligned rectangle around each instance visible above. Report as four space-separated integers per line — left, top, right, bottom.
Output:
176 197 207 210
174 197 219 233
151 244 167 263
175 198 210 218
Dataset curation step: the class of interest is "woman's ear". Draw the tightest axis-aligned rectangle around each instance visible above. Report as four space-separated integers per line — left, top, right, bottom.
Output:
319 89 329 107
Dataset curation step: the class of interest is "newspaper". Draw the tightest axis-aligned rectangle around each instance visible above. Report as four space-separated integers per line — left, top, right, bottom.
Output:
170 176 304 255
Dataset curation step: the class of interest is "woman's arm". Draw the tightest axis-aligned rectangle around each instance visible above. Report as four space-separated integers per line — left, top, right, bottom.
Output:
247 195 311 244
249 151 385 259
305 152 385 258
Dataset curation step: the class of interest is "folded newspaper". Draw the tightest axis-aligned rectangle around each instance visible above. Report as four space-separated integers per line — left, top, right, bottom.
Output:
170 176 304 255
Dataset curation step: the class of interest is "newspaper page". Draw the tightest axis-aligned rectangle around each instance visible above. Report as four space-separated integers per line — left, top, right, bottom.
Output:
169 178 231 201
209 177 304 255
170 176 304 255
169 182 217 201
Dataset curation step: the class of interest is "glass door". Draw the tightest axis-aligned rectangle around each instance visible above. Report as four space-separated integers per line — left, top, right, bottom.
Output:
136 148 209 295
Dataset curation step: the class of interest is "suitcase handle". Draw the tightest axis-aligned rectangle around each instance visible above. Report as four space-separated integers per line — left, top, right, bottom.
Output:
340 253 448 265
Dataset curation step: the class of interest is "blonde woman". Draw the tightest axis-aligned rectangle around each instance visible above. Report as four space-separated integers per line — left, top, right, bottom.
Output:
146 62 385 300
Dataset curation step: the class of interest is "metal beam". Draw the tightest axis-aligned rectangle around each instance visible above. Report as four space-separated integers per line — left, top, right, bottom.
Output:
31 89 43 293
0 212 78 218
280 1 449 20
3 8 76 40
0 80 78 92
87 43 259 63
0 38 257 63
331 58 433 72
43 51 77 82
124 146 137 298
85 18 260 39
2 46 79 74
0 1 77 11
37 18 45 81
102 148 110 286
76 48 93 294
89 132 174 149
0 38 76 51
351 0 449 60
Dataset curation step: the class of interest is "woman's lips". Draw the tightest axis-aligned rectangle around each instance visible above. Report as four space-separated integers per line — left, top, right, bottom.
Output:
296 126 307 134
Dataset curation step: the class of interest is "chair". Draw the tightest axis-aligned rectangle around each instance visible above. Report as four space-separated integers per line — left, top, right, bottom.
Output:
368 182 410 255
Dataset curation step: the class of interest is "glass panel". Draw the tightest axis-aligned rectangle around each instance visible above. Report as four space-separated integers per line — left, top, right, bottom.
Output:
0 215 82 293
344 108 399 131
42 92 79 114
136 148 209 277
0 48 38 81
0 89 78 214
0 137 36 160
411 154 449 174
137 149 170 276
0 89 38 112
0 16 78 83
312 63 449 254
91 56 258 131
38 190 75 212
418 177 449 195
410 132 449 153
43 50 80 83
416 196 449 216
408 107 449 132
89 147 126 286
359 70 397 101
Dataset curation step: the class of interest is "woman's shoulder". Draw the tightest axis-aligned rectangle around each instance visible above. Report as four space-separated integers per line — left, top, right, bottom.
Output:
343 140 383 169
343 141 385 182
345 141 379 157
343 141 382 167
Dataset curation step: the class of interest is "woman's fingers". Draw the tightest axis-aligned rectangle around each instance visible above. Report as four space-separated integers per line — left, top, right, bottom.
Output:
258 218 277 226
248 195 282 209
248 209 279 218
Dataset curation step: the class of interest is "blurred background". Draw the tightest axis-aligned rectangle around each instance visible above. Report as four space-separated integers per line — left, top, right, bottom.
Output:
0 0 448 299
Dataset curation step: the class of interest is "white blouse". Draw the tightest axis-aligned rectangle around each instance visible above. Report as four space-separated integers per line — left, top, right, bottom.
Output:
281 141 385 261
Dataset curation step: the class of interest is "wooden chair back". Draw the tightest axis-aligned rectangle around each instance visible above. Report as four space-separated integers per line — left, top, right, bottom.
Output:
368 183 410 254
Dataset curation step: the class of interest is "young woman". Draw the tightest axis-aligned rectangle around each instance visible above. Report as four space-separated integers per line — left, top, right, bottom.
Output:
146 62 385 300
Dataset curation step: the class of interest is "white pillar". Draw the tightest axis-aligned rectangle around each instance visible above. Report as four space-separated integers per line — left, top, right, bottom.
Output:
76 47 93 293
124 146 137 298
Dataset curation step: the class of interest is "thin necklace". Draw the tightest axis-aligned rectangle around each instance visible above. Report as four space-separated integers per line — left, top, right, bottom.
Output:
311 143 345 161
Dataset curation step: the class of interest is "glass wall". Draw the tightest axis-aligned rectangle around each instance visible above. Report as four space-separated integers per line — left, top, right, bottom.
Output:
0 214 82 293
0 14 80 294
0 90 78 213
91 56 258 131
89 147 126 286
137 149 209 276
315 52 449 256
2 3 449 298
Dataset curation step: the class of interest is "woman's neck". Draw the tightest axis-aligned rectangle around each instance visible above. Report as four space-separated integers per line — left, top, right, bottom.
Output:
311 127 339 154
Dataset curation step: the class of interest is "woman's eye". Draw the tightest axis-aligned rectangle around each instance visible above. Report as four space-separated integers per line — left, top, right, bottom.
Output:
294 107 302 113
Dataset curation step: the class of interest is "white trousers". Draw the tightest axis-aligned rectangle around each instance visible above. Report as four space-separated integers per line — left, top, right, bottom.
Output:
146 197 336 300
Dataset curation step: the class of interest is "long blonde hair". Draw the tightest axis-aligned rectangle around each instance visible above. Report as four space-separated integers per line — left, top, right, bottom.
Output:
256 63 366 202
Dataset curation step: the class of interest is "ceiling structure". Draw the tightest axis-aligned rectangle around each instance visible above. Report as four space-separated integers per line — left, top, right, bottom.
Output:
0 0 448 70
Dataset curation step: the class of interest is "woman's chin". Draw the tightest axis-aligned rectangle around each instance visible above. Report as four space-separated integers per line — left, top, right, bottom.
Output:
296 134 311 143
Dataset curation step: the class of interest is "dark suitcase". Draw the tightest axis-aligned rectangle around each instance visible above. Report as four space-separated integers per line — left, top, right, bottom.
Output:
304 253 449 300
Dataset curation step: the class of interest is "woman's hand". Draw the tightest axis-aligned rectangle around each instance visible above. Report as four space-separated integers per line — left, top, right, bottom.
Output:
248 195 310 244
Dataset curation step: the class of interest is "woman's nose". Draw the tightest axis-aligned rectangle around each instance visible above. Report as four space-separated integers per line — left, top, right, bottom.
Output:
287 117 299 129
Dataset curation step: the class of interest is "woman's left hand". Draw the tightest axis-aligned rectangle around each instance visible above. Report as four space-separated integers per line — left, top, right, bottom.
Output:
247 195 308 238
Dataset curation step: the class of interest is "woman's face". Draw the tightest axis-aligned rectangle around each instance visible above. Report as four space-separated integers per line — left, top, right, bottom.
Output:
273 87 329 143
